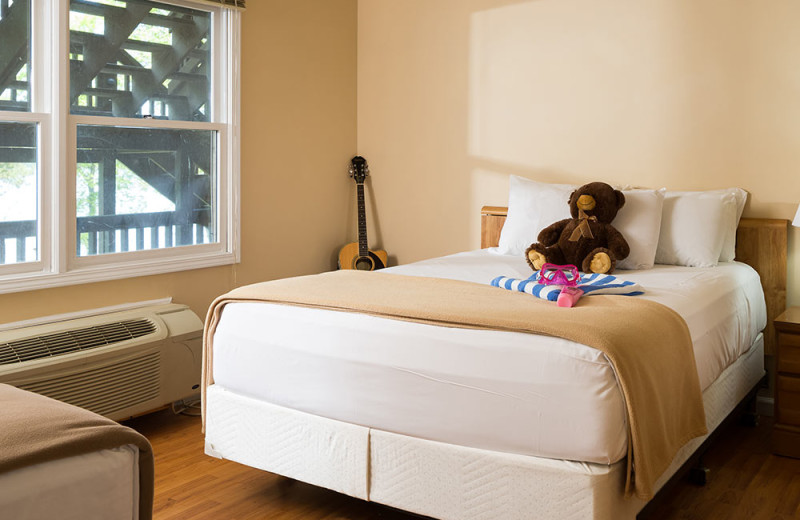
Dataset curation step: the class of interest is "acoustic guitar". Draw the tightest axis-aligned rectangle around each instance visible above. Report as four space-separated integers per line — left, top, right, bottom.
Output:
338 156 388 271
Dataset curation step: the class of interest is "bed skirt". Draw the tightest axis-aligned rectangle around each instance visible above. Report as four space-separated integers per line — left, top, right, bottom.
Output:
205 335 764 520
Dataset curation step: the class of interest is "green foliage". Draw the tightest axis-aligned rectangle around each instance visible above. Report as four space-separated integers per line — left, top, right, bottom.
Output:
76 163 99 217
70 5 172 44
130 23 171 45
0 162 33 188
116 161 174 214
69 12 104 35
127 50 152 69
75 160 174 217
91 0 126 7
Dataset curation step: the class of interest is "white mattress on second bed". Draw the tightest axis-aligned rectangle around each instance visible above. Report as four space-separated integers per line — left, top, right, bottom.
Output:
211 250 766 465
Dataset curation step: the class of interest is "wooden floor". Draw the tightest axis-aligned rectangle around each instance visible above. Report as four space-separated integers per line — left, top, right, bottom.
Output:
126 410 800 520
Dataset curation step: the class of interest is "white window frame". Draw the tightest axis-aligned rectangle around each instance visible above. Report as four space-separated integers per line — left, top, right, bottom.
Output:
0 0 241 294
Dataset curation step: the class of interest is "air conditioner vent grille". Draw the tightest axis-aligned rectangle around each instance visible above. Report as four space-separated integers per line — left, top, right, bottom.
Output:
0 319 157 366
18 352 161 417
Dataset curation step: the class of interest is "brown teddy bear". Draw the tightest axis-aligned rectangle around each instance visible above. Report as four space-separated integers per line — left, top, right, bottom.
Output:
525 182 630 274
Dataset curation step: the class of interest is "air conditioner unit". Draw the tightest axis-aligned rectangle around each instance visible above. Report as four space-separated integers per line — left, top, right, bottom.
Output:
0 303 203 421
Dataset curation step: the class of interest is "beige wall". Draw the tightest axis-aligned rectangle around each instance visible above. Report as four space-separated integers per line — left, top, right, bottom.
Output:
0 0 358 323
358 0 800 306
5 0 800 325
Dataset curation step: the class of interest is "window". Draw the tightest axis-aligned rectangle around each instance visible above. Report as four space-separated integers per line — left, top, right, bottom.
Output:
0 122 37 265
0 0 241 293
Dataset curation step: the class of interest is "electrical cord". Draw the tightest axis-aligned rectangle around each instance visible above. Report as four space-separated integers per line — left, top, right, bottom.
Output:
171 396 202 416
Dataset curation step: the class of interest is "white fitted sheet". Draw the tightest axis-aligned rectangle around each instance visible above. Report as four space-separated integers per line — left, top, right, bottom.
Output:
0 445 140 520
212 250 766 465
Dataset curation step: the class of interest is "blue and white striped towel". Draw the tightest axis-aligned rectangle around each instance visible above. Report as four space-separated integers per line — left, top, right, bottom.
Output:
490 271 644 301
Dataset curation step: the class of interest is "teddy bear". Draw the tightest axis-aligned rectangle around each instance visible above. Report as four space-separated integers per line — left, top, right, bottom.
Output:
525 182 630 274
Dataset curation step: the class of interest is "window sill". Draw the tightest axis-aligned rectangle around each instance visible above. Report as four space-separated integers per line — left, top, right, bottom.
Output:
0 250 238 295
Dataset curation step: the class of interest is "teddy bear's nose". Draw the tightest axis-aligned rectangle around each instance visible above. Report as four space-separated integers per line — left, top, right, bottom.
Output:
577 195 596 211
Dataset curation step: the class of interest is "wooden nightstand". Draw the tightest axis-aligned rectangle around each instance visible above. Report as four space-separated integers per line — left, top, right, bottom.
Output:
773 307 800 458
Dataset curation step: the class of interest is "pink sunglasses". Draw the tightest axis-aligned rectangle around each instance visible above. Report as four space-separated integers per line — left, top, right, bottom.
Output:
536 263 581 287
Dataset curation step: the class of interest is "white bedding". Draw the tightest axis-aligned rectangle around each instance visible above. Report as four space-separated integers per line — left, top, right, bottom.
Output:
211 250 766 465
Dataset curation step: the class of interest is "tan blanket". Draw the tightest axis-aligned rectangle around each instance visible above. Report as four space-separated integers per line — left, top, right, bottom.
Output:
0 384 154 520
202 270 707 500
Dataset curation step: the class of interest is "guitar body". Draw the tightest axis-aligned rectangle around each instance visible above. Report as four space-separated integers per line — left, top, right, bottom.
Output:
338 156 388 271
338 242 388 271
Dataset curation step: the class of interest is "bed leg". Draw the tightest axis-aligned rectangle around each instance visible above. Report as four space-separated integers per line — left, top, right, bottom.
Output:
688 459 710 486
739 389 760 427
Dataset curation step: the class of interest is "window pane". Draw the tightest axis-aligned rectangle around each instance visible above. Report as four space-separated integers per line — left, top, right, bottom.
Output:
0 122 38 264
69 0 211 122
0 0 32 112
76 125 217 256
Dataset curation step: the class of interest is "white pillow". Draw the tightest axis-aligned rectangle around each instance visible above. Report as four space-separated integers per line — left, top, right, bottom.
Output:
655 192 737 267
496 176 573 256
663 189 747 262
614 188 665 270
496 177 665 271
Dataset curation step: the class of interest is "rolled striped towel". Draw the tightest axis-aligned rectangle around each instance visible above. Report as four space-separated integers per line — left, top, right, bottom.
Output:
490 271 644 302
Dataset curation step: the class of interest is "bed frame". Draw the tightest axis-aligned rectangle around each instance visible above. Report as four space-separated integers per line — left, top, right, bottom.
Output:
204 210 788 520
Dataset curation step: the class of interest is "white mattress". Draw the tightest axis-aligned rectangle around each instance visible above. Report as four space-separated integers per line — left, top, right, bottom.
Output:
205 334 765 520
0 445 140 520
212 250 766 465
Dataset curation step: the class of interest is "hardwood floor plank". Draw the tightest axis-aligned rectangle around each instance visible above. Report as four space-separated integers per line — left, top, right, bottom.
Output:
776 473 800 516
126 410 800 520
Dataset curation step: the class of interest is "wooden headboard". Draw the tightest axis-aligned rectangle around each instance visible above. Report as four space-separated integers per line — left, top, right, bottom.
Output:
480 206 789 356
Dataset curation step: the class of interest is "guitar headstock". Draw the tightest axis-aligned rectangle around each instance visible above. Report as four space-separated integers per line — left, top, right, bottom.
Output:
349 156 369 184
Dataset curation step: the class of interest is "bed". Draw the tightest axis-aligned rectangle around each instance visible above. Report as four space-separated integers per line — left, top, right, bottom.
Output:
203 189 788 519
0 384 154 520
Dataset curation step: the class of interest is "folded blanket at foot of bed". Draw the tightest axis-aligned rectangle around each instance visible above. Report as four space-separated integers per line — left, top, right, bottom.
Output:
0 384 154 520
203 270 706 500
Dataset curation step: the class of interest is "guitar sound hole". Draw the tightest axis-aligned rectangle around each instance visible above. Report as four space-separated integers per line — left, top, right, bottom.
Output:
354 257 374 271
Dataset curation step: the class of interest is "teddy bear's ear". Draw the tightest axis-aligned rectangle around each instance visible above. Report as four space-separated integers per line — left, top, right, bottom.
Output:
568 189 578 206
615 189 626 209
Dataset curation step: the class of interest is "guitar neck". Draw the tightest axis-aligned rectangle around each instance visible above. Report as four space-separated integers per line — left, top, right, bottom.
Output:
357 182 369 257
